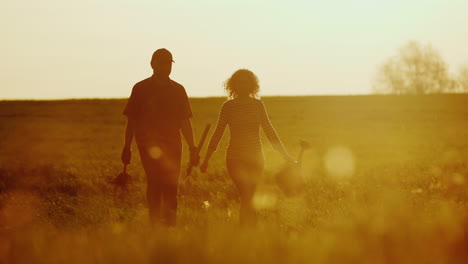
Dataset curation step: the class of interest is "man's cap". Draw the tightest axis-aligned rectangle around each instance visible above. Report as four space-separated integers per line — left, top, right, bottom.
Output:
151 48 175 65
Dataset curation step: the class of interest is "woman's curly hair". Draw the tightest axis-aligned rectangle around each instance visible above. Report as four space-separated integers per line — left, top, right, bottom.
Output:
224 69 260 99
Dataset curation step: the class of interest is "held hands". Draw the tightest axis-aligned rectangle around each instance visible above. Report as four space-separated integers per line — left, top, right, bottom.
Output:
200 159 209 173
191 145 210 173
200 151 213 173
189 146 200 167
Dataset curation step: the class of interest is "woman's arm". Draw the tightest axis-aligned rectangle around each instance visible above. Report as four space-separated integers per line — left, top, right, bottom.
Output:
259 101 294 161
201 103 228 172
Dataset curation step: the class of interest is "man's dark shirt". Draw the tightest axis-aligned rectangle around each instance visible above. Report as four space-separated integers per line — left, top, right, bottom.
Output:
123 75 192 148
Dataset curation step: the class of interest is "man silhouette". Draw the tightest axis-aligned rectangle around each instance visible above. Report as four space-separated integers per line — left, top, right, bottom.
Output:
121 48 198 226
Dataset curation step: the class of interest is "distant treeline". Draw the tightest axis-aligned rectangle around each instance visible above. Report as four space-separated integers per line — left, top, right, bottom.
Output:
373 41 468 94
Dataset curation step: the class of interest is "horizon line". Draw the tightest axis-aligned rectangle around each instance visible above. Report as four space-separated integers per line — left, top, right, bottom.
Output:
2 93 468 102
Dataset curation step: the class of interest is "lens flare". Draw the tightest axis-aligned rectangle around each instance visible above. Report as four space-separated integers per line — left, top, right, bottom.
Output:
324 146 355 179
148 146 162 159
253 188 278 210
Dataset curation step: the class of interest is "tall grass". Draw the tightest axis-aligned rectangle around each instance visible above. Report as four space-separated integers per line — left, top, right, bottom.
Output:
0 95 467 263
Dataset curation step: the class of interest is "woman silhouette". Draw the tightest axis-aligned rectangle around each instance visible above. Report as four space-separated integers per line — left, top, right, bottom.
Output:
201 69 294 226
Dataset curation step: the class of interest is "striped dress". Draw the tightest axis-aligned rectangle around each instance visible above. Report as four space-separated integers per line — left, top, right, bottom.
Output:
206 98 285 161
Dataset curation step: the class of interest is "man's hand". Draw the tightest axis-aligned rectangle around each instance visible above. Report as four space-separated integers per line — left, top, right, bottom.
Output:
189 146 200 166
121 146 131 165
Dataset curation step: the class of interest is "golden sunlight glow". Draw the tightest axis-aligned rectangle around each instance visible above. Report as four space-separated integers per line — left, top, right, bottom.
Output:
324 146 355 179
2 1 468 99
252 187 278 210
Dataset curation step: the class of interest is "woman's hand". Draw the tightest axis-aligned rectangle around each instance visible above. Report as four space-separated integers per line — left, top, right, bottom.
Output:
283 153 298 164
200 159 209 173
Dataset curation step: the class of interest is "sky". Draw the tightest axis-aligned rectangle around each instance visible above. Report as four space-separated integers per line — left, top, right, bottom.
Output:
1 0 468 99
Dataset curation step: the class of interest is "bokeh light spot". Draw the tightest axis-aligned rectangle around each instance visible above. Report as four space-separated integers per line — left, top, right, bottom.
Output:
148 146 162 159
411 188 423 194
253 188 278 210
324 146 355 179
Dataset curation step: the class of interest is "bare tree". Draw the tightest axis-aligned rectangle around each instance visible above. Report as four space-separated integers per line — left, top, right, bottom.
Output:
458 65 468 92
373 41 458 94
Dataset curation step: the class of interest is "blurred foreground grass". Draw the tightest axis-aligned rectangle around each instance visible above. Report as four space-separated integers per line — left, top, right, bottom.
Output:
0 95 467 263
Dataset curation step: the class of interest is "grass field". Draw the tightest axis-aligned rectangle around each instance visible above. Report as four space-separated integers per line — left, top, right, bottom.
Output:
0 95 467 263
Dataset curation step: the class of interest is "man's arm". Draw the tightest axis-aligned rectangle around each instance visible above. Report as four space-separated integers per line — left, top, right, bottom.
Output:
121 117 135 164
180 118 199 165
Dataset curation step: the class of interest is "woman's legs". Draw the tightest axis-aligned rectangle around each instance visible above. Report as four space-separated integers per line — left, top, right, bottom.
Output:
226 158 264 227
